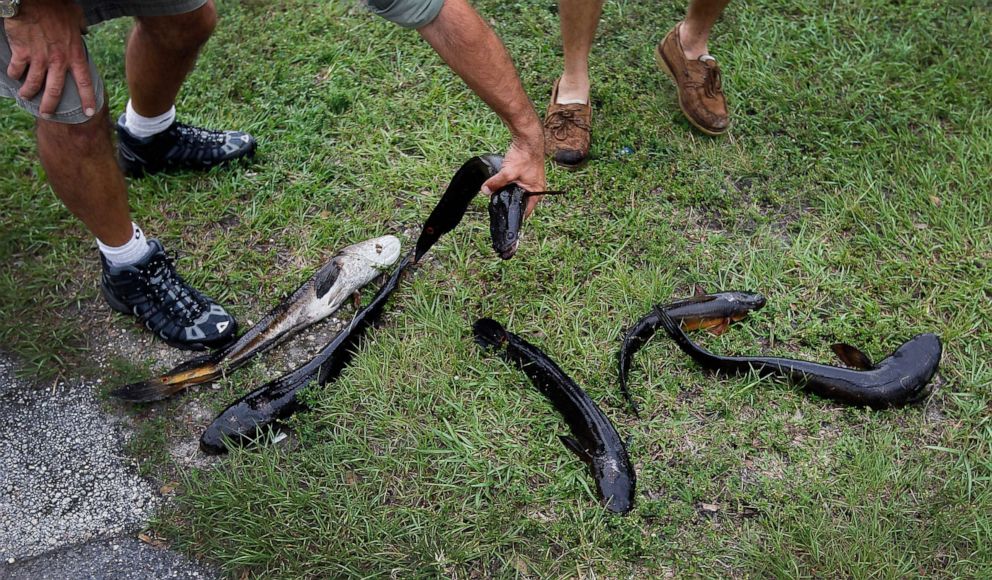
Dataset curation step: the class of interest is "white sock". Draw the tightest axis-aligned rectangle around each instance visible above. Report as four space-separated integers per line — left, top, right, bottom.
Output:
556 97 589 105
99 223 153 267
123 100 176 139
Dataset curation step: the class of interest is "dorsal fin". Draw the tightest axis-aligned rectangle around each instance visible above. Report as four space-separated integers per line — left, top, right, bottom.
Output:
523 190 567 197
558 435 592 463
831 343 874 370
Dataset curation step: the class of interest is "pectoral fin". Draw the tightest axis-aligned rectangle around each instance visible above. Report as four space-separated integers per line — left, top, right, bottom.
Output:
832 343 874 370
313 260 341 299
706 317 732 336
558 435 592 463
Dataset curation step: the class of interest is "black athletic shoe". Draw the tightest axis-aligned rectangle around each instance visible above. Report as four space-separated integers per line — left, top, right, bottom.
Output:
117 115 257 177
101 239 238 351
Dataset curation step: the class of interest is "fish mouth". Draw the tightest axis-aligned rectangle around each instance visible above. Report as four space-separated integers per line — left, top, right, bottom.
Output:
497 239 519 260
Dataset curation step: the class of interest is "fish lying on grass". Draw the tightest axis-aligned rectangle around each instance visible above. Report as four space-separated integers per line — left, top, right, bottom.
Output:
488 184 564 260
473 318 636 514
111 236 402 403
415 155 562 261
199 252 414 454
654 309 942 409
619 289 767 416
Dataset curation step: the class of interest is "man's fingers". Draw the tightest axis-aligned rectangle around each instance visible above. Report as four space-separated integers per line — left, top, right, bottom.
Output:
38 62 68 118
482 171 510 197
18 62 46 101
6 55 27 81
69 58 97 116
524 194 542 218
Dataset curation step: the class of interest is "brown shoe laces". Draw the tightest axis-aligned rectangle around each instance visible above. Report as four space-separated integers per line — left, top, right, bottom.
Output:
544 108 590 141
704 62 723 98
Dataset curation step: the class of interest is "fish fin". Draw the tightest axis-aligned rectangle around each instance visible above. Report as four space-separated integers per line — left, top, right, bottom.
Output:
707 318 731 336
312 259 341 299
111 362 221 402
832 343 874 369
352 291 362 309
558 435 592 462
694 284 707 297
524 190 567 197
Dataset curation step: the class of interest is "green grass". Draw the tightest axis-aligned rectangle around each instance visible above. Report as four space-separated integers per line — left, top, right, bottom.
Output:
2 0 991 577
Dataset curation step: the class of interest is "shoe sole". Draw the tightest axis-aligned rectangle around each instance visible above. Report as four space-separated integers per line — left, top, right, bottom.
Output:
100 282 235 352
119 140 258 179
654 44 729 137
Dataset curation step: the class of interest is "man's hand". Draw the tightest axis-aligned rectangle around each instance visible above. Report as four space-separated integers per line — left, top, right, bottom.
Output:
4 0 95 119
482 131 546 218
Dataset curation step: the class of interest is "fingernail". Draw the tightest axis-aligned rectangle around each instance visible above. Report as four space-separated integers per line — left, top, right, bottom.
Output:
481 186 492 195
84 108 95 117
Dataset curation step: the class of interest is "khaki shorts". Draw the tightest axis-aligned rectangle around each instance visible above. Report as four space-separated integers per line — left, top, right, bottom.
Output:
0 0 206 124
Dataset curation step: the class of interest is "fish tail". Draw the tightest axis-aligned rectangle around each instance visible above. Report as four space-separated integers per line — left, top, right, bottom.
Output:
110 354 223 402
473 318 509 350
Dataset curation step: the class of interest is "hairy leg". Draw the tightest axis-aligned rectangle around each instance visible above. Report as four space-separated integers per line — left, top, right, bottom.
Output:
557 0 605 104
680 0 731 60
36 104 132 246
125 0 217 117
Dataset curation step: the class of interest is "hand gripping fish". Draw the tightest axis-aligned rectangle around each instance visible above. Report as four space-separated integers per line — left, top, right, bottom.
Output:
111 236 402 403
474 318 636 514
618 289 767 416
654 308 942 409
415 155 562 261
199 252 414 454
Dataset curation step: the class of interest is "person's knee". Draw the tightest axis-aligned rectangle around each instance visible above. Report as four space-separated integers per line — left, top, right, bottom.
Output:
137 1 218 52
37 106 112 153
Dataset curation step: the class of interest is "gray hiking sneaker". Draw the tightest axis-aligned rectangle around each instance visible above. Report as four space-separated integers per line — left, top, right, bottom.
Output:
100 240 238 351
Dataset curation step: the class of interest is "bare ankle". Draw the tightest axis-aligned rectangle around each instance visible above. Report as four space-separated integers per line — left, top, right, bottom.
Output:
556 74 591 105
678 21 710 60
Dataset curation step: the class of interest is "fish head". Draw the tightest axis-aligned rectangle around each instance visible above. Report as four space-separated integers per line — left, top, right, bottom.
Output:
479 153 504 175
339 235 402 269
488 184 526 260
591 453 636 515
712 291 768 315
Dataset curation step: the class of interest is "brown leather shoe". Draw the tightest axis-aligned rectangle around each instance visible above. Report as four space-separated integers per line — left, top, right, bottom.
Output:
543 78 592 169
655 22 730 136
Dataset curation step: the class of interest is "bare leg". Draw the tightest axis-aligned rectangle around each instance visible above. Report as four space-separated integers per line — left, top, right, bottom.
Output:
125 1 217 117
680 0 731 60
36 105 132 246
556 0 605 104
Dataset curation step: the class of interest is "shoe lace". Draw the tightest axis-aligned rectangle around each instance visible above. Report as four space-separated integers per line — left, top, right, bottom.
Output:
139 253 207 324
174 123 226 150
703 62 723 99
544 108 590 141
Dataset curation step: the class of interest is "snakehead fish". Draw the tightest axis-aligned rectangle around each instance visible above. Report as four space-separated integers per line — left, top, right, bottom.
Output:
474 318 636 514
199 252 414 454
111 236 402 403
488 184 564 260
654 309 942 409
618 289 767 416
415 155 563 261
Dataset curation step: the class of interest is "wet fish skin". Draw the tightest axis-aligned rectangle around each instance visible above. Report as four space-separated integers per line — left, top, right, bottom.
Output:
111 236 402 403
414 154 502 262
654 308 942 409
200 252 415 454
488 184 526 260
474 318 636 514
618 291 767 415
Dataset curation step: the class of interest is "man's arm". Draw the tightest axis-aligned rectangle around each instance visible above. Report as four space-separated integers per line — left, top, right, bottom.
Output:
373 0 546 215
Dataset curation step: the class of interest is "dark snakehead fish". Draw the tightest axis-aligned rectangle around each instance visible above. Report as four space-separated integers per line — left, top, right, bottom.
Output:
488 184 564 260
415 155 503 262
200 252 414 454
619 289 767 416
654 308 942 409
111 236 402 403
415 154 562 261
474 318 636 514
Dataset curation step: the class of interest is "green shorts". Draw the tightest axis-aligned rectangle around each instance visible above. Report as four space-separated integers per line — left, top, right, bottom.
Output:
0 0 207 124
